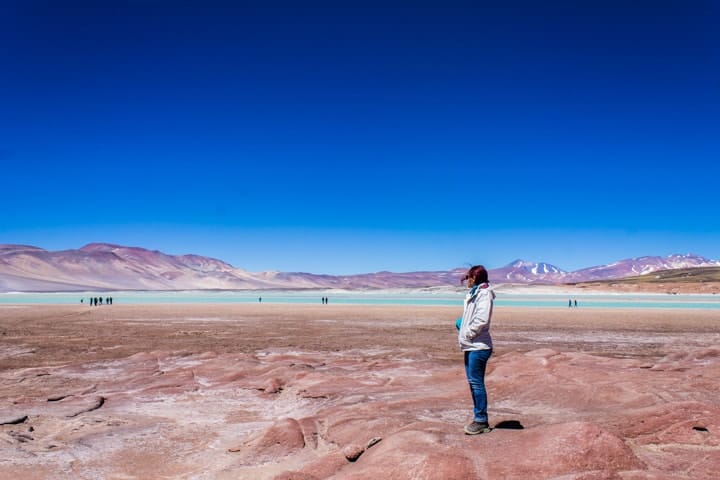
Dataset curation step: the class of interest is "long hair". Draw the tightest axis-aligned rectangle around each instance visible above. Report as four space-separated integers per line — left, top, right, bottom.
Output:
462 265 488 285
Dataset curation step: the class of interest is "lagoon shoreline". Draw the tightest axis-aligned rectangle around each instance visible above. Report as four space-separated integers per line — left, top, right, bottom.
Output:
2 286 720 310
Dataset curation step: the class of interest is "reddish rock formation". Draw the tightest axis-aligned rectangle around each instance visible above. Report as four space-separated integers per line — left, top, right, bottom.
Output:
1 304 719 479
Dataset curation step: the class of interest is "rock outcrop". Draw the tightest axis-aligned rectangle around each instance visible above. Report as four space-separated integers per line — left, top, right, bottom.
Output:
2 346 719 478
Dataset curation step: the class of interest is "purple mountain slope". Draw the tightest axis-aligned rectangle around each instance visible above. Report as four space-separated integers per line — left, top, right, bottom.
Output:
561 254 720 283
0 243 718 292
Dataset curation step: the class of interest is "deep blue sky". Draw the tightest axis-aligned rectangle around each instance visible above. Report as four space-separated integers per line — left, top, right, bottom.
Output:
2 1 719 274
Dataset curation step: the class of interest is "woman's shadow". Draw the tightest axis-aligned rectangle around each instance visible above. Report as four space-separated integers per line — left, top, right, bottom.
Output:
493 420 524 430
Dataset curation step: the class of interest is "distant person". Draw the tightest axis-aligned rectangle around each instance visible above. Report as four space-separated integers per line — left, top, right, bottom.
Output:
80 299 83 304
109 296 113 305
574 299 578 308
93 297 98 306
98 297 103 305
455 265 494 435
569 298 572 308
258 297 262 303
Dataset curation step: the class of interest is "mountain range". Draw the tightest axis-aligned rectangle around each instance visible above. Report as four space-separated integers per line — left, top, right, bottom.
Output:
1 243 719 292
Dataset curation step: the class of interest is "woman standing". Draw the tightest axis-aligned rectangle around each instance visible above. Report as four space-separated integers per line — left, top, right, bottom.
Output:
456 265 494 435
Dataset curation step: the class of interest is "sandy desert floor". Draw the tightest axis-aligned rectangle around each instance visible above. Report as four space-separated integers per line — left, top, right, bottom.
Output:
1 303 719 479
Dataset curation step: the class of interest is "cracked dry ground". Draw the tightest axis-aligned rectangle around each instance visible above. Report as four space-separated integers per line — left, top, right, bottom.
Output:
1 304 719 479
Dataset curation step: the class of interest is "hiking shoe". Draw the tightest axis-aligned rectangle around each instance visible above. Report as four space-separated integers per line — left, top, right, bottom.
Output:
464 421 490 435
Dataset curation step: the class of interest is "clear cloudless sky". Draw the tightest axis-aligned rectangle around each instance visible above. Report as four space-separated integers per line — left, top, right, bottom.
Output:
1 0 719 274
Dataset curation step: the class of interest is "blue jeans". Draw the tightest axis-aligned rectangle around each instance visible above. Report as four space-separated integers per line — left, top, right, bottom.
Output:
464 349 492 423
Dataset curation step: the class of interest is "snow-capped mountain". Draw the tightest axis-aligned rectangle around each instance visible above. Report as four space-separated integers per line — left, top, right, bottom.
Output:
489 260 567 284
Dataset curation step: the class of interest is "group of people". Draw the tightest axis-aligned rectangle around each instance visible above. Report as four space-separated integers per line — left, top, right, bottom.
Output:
82 296 113 306
257 297 330 304
568 298 579 307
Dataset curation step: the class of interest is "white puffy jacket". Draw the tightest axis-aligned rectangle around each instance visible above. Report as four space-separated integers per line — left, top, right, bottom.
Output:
458 283 494 351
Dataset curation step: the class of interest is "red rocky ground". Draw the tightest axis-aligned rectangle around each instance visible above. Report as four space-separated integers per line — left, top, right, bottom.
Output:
1 304 719 479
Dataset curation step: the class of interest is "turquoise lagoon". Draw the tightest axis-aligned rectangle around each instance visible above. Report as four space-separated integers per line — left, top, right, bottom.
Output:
1 290 719 309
